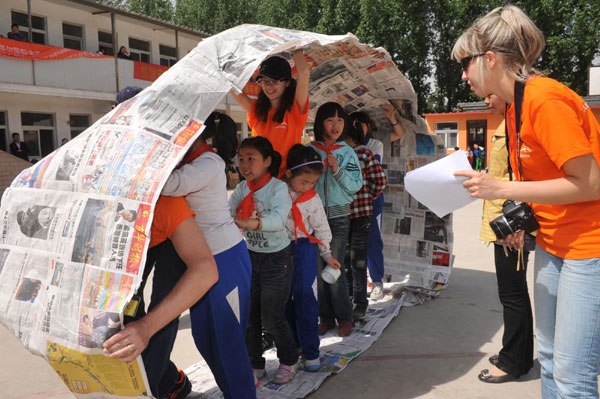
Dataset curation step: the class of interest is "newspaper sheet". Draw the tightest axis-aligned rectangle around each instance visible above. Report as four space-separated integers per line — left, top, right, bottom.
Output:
186 288 404 399
0 24 452 398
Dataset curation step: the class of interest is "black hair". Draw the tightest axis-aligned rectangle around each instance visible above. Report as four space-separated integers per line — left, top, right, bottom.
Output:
313 102 348 143
11 24 18 29
345 118 366 146
286 144 323 177
350 111 377 139
12 132 19 138
119 46 127 53
202 111 238 165
238 136 281 177
255 78 297 124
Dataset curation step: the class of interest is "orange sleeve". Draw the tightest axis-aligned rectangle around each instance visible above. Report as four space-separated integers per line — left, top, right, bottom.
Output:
290 98 309 128
531 99 593 169
149 196 195 248
247 100 258 130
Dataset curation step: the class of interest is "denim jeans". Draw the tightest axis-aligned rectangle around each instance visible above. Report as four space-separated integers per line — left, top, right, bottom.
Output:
345 216 372 308
246 246 298 369
318 216 353 324
534 246 600 398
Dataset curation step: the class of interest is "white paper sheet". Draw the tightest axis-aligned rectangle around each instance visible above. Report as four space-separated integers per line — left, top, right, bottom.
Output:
404 150 476 217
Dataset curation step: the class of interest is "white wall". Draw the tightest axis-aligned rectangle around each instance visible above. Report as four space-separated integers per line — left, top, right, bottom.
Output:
590 67 600 96
1 93 111 157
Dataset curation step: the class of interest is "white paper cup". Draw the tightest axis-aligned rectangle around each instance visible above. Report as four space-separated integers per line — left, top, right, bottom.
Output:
321 265 341 284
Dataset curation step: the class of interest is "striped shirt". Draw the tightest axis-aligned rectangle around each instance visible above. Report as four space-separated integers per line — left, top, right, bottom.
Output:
479 120 509 243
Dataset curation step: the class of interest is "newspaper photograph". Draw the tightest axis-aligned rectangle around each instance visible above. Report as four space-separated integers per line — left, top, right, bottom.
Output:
0 23 454 398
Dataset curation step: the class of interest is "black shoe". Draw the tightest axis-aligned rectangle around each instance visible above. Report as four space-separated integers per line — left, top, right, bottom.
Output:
488 354 499 366
163 370 192 399
478 368 517 384
352 305 367 321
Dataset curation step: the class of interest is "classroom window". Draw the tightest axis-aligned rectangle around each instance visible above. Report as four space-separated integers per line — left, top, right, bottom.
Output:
159 44 177 67
0 111 7 152
434 122 458 148
11 11 46 44
69 114 91 139
21 112 55 157
98 31 114 55
129 37 151 63
62 22 84 51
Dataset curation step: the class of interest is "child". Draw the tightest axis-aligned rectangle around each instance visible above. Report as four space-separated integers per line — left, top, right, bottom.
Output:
229 136 298 385
230 50 310 174
161 112 256 398
284 144 342 371
310 102 363 337
344 120 387 320
350 111 385 300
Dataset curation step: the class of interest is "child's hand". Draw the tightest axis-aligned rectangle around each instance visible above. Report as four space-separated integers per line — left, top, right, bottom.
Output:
326 257 342 270
326 154 338 173
234 218 259 230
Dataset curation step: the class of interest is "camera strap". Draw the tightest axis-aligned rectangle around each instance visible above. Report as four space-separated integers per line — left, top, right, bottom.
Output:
504 80 526 181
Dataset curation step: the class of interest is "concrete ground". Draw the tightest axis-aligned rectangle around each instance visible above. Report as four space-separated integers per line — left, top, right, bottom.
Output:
0 199 541 398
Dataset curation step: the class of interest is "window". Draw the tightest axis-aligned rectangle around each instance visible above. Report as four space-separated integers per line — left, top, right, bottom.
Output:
159 44 177 67
435 122 458 148
62 22 84 51
98 31 114 55
0 112 7 152
129 37 151 63
21 112 55 157
11 11 46 44
69 114 90 139
467 119 487 148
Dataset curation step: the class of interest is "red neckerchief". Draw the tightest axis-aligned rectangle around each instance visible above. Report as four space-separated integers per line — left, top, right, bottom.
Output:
236 173 272 220
310 142 344 166
178 143 215 168
291 189 326 248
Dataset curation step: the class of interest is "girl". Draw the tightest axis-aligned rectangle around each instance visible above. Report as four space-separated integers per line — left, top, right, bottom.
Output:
230 50 310 174
344 121 387 321
229 137 298 385
310 102 363 337
453 5 600 396
284 144 341 371
161 112 256 398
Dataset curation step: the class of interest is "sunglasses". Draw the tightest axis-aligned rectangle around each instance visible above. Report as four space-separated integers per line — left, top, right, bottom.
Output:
460 52 487 71
256 78 284 87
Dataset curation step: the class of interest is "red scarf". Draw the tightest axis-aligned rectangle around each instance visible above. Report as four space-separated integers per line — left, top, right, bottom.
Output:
291 189 326 248
178 143 215 168
310 142 344 165
236 173 272 220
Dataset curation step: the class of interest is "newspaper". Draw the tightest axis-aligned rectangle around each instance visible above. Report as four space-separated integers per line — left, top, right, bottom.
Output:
186 289 404 399
0 24 452 398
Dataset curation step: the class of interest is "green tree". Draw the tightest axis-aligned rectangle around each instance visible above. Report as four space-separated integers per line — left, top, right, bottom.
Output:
127 0 174 22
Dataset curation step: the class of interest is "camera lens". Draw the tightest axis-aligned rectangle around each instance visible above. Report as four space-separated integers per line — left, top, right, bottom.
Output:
490 215 514 239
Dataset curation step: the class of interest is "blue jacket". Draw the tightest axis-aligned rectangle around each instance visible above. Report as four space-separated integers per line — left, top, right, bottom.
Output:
310 141 363 219
229 177 292 253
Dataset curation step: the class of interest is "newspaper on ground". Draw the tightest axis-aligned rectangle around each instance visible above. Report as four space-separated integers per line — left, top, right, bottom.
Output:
186 288 405 399
0 24 453 398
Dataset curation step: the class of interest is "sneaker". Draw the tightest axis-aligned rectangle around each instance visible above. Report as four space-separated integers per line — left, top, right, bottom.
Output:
164 370 192 399
338 321 353 337
352 305 367 321
304 357 321 372
253 368 266 380
273 363 298 384
370 282 384 301
318 321 335 336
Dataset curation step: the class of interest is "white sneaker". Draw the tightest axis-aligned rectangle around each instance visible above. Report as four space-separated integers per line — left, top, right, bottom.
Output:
370 282 384 301
304 357 321 372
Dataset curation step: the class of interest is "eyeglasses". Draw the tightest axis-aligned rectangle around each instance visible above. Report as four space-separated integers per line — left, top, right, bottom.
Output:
256 78 283 87
460 52 487 71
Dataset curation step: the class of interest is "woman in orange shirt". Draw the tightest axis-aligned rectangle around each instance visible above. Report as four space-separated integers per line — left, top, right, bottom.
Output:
230 50 310 175
453 5 600 398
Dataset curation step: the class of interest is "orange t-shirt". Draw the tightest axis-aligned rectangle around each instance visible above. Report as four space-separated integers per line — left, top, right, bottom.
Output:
506 76 600 259
149 196 195 248
248 98 309 165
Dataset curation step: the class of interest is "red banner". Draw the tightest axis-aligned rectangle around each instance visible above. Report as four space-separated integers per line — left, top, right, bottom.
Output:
133 61 169 82
0 37 110 61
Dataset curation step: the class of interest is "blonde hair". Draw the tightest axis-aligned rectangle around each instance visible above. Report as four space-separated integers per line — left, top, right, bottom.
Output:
452 5 545 83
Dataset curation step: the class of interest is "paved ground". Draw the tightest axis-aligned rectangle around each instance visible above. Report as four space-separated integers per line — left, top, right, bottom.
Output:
0 199 541 398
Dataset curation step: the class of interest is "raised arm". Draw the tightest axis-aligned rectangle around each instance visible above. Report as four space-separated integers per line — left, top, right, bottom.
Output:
229 89 252 113
103 218 218 362
293 49 310 114
382 104 406 142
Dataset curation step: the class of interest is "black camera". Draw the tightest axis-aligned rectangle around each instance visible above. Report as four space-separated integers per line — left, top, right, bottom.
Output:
490 200 539 240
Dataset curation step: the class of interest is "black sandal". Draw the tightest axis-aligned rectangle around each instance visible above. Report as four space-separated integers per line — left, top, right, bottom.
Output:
478 368 517 383
488 354 499 366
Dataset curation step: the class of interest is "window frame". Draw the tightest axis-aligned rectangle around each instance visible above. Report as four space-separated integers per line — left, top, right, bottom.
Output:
128 37 151 63
69 114 91 139
98 30 114 56
11 10 47 45
0 111 7 153
62 21 85 51
434 121 459 149
20 112 55 158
